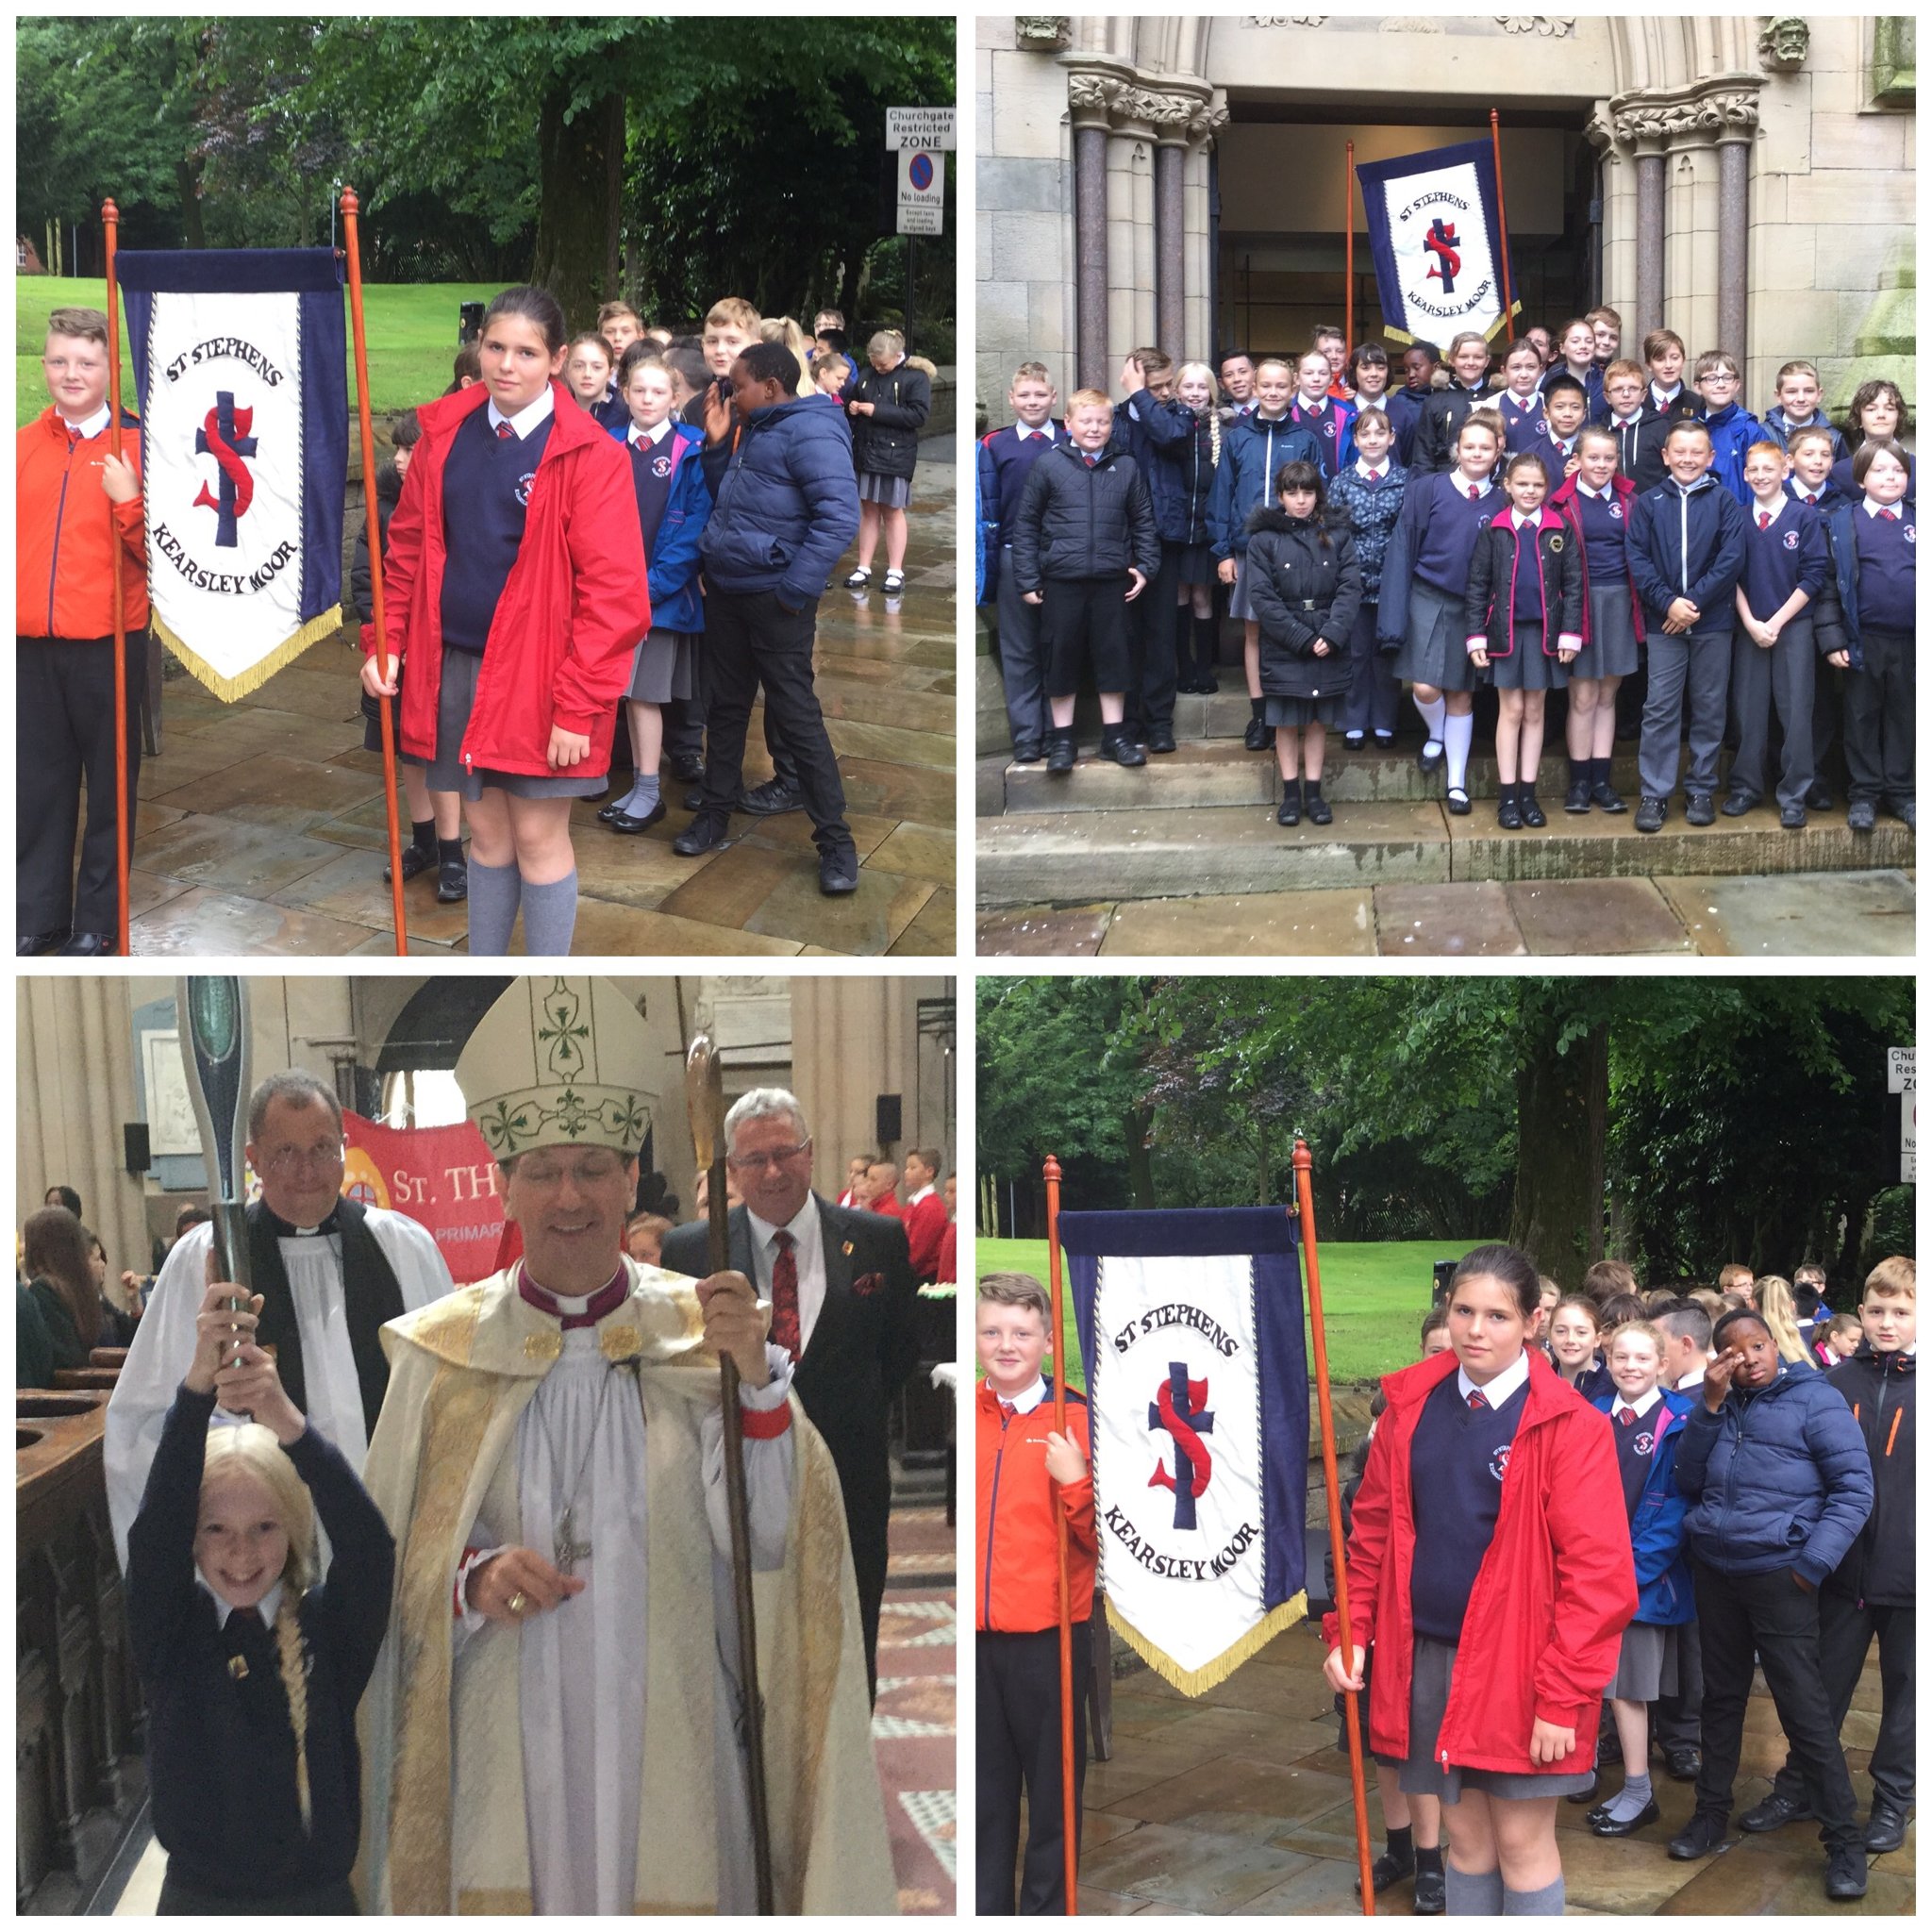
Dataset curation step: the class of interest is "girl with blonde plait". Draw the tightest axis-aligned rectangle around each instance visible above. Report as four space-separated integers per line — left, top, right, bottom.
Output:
125 1276 394 1913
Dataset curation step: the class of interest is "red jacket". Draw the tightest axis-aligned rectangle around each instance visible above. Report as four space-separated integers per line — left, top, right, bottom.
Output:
1323 1347 1635 1775
937 1221 957 1286
17 407 149 638
903 1191 947 1280
371 380 649 778
1548 471 1649 648
976 1381 1096 1633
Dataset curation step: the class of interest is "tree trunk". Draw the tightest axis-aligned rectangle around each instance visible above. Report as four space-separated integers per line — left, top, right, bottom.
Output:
175 158 206 250
1507 1011 1608 1290
1125 1104 1156 1209
531 83 625 325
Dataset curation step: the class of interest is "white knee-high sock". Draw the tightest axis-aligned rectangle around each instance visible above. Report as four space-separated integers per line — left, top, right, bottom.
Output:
1415 691 1447 746
1444 710 1474 792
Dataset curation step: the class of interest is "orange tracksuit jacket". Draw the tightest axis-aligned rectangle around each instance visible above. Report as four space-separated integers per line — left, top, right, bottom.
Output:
17 408 149 638
976 1380 1097 1633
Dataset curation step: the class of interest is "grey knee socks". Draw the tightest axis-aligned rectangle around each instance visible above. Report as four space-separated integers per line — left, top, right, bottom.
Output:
521 870 579 957
466 858 522 955
1503 1874 1566 1914
1444 1862 1506 1916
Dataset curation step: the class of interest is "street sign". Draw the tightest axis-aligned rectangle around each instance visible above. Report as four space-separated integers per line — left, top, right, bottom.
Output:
897 149 944 236
1903 1092 1915 1184
1888 1047 1914 1093
887 107 956 151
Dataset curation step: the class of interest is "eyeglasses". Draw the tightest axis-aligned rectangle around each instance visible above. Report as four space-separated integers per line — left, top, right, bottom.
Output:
258 1141 346 1176
725 1138 813 1173
516 1157 627 1189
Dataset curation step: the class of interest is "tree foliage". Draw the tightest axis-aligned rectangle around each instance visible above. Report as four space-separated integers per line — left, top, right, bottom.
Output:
977 975 1914 1295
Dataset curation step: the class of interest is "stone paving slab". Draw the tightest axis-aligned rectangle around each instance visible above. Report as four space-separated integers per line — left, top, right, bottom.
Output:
1102 890 1377 957
1656 869 1918 955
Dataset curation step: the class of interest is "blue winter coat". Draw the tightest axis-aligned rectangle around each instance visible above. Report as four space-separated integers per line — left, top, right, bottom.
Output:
1816 492 1918 672
1592 1389 1695 1625
1674 1367 1874 1585
609 421 711 633
1113 388 1206 543
1208 411 1322 560
1626 474 1749 638
1697 401 1765 508
698 395 860 608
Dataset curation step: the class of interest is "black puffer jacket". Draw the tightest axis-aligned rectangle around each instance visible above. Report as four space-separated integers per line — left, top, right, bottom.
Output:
1243 507 1362 701
847 358 932 481
1010 441 1159 591
1821 1343 1913 1606
349 461 406 624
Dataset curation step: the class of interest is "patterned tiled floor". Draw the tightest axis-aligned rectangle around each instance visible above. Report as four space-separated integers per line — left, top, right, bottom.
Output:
877 1504 958 1914
114 451 955 958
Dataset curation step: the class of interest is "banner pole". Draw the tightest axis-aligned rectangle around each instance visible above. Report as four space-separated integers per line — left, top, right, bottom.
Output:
104 198 131 956
1343 142 1355 363
1294 1139 1375 1915
1043 1154 1077 1916
341 186 409 956
1490 109 1517 343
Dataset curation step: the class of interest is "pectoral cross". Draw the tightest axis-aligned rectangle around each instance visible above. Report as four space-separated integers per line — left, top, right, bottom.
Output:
554 1506 592 1575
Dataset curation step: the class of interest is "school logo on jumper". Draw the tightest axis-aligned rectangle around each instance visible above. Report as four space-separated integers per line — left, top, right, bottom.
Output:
516 471 538 508
1489 1441 1512 1482
1633 1429 1656 1457
1149 1364 1214 1529
1065 1209 1311 1694
1608 502 1624 519
1907 525 1917 543
1782 529 1801 550
1357 140 1517 346
651 451 674 479
1423 217 1461 292
117 248 348 702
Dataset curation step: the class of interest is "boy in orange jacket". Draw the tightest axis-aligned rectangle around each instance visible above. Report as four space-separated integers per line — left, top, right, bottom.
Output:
17 308 148 955
976 1271 1097 1914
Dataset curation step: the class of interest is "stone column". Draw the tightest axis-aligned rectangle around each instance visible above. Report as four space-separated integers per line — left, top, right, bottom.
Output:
1068 83 1112 392
1632 141 1667 347
1708 89 1758 359
1155 134 1187 359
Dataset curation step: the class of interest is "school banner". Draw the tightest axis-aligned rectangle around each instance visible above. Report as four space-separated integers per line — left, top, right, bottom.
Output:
340 1109 505 1286
1356 139 1519 346
118 248 348 700
1064 1208 1309 1694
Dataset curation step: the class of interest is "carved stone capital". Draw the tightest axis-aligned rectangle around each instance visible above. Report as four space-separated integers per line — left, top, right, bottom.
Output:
1065 68 1224 145
1496 16 1577 36
1610 75 1762 151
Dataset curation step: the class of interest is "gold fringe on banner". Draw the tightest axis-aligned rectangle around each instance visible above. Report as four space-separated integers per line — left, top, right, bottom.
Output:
1104 1587 1308 1698
1483 299 1525 342
154 604 344 704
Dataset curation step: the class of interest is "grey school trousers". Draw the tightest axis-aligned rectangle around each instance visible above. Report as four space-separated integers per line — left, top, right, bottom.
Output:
994 547 1049 752
1639 626 1731 800
1728 614 1816 810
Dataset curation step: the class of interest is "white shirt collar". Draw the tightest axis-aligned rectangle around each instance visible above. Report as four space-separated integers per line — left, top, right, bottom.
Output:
746 1194 817 1253
1356 457 1388 479
1297 394 1328 416
1611 409 1643 427
1015 422 1053 441
1652 382 1683 403
1456 475 1494 498
628 418 674 447
1504 389 1541 410
1675 1363 1709 1391
996 1374 1048 1415
198 1571 285 1629
1457 1348 1531 1407
58 402 112 440
1863 496 1907 519
487 387 556 440
1612 1385 1664 1420
908 1183 936 1206
1753 496 1787 524
1576 479 1610 500
1514 510 1540 530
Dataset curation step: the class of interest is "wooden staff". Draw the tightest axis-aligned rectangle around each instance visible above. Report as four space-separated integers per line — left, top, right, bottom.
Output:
1042 1154 1077 1914
103 199 130 956
1490 110 1517 343
341 188 409 955
1343 142 1356 359
1294 1139 1375 1915
685 1034 775 1913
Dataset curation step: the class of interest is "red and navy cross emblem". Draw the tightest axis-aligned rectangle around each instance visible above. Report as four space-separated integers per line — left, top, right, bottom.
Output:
1423 218 1461 294
1149 1361 1214 1530
193 391 257 548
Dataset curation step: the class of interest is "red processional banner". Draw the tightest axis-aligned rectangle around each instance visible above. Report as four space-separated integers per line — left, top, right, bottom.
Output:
340 1108 506 1286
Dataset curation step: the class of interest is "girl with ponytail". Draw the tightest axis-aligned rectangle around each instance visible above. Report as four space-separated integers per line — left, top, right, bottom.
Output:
125 1277 394 1913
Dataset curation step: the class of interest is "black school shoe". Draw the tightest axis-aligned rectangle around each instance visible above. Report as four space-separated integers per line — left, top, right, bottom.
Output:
608 798 667 835
1146 726 1177 754
1825 1843 1869 1900
1634 794 1668 833
1864 1802 1910 1853
740 776 804 816
1720 790 1757 817
1685 791 1716 825
1565 776 1592 813
1669 1810 1731 1859
667 752 706 783
1741 1790 1814 1832
673 814 733 858
1046 730 1076 774
1781 804 1807 829
437 858 469 903
1305 787 1332 826
1662 1745 1702 1781
57 930 116 956
1445 787 1472 816
1354 1843 1413 1895
1412 1865 1445 1914
1520 790 1546 828
1277 780 1301 826
818 846 860 895
385 841 438 882
18 928 70 956
1100 726 1145 768
1011 741 1044 764
1847 800 1877 831
1243 715 1273 752
1498 794 1524 830
1590 1797 1660 1838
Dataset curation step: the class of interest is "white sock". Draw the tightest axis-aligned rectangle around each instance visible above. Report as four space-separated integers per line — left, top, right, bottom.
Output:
1415 691 1447 746
1444 711 1474 792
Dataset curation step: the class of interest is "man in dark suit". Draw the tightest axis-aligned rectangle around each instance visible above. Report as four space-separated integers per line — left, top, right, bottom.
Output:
662 1088 919 1697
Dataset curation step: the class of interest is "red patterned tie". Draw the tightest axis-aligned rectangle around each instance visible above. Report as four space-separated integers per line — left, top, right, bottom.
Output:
998 1399 1017 1421
1367 469 1383 484
1620 1406 1638 1427
1469 485 1480 501
1467 1390 1488 1411
1880 508 1900 522
1806 494 1818 507
769 1230 801 1358
496 421 515 441
1758 511 1772 530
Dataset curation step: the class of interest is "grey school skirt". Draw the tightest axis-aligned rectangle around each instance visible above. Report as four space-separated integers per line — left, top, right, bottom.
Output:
1606 1620 1679 1704
1395 1634 1598 1803
625 627 696 706
1264 692 1342 728
858 472 911 509
1569 582 1641 681
1392 579 1478 692
1227 554 1264 624
400 645 606 802
1488 620 1569 692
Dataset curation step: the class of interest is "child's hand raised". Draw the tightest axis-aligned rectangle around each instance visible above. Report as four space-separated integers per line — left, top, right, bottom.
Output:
214 1341 308 1446
701 378 734 445
186 1272 261 1396
1702 1346 1743 1412
99 453 141 506
1042 1430 1088 1484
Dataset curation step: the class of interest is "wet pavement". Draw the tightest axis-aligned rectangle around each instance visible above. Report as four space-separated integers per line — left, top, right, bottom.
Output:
1065 1622 1913 1915
977 870 1917 958
117 451 955 958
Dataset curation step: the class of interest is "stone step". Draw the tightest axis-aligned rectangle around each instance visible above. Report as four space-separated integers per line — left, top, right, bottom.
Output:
1003 740 1659 812
976 798 1914 908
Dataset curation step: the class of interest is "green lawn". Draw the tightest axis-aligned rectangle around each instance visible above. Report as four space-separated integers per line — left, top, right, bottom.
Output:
19 277 502 427
973 1236 1493 1390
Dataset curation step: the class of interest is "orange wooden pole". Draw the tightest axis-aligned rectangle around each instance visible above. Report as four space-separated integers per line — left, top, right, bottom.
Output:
1491 109 1517 343
1043 1154 1077 1915
1295 1139 1376 1914
1343 142 1356 363
341 187 409 955
103 200 130 956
